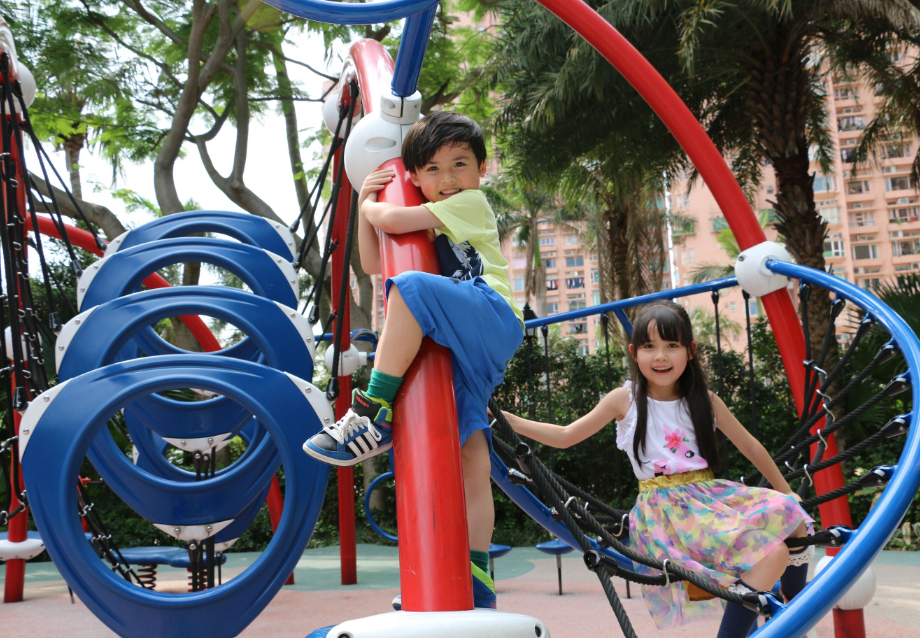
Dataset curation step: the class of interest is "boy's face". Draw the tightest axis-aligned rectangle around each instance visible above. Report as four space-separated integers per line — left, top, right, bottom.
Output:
409 142 487 203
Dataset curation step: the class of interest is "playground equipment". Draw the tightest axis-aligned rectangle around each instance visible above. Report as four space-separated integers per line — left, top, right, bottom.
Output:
0 1 918 638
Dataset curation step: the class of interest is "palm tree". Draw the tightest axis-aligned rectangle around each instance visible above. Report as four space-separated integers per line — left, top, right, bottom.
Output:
489 178 580 317
601 0 920 358
690 209 775 283
690 306 742 348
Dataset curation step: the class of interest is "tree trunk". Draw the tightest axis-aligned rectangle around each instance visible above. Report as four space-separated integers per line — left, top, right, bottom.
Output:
747 45 836 362
61 132 85 201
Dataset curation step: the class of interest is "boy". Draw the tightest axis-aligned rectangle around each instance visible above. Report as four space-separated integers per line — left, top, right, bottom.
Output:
303 110 524 609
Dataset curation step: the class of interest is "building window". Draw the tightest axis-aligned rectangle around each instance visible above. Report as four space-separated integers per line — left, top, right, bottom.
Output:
834 87 854 100
849 211 875 227
565 256 584 267
563 234 579 245
546 302 559 314
824 235 845 258
837 115 866 131
543 258 556 269
859 277 881 290
748 300 758 317
592 293 601 304
590 268 599 283
889 206 919 223
688 248 695 263
886 176 915 191
568 299 587 311
882 144 910 159
814 173 838 193
892 239 920 257
546 278 558 290
513 258 527 268
729 301 737 313
568 322 588 335
846 180 869 194
852 244 878 260
514 274 525 291
840 149 856 163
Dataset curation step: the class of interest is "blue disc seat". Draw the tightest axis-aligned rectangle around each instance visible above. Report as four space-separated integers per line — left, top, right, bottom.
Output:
112 546 229 590
488 543 512 582
535 539 575 595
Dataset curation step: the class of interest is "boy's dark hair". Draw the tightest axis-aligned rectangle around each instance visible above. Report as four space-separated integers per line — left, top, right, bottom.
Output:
401 110 487 173
628 300 721 473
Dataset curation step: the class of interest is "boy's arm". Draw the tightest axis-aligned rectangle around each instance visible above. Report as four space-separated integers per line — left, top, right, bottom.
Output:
358 204 382 275
364 200 442 235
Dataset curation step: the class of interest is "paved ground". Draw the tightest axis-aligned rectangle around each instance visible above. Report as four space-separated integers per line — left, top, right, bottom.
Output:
2 545 919 637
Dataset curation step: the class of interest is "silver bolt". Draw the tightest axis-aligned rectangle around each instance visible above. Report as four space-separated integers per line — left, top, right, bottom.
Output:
75 320 81 325
181 440 186 446
290 279 295 284
290 312 296 318
22 428 29 434
738 255 746 262
43 395 50 402
324 417 331 423
58 346 64 351
93 264 99 270
174 527 181 535
206 525 212 532
207 438 213 444
305 387 311 393
79 288 85 292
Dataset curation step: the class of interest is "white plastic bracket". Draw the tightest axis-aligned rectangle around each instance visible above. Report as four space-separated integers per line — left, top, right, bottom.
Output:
283 372 335 428
324 610 549 638
18 379 72 461
103 231 128 258
274 301 316 363
734 241 794 298
162 432 234 454
55 307 96 371
263 249 300 304
323 343 368 377
343 91 423 192
0 536 45 561
153 519 233 542
76 255 112 311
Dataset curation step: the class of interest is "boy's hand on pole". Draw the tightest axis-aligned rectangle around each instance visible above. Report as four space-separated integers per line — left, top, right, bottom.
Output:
359 168 396 214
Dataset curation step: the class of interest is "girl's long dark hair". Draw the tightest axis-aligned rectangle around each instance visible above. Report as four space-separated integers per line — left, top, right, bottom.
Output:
629 301 721 473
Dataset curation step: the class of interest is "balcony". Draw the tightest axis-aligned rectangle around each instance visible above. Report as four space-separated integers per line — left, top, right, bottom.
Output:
671 219 696 239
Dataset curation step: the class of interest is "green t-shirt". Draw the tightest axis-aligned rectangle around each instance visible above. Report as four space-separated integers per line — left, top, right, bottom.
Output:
422 189 524 325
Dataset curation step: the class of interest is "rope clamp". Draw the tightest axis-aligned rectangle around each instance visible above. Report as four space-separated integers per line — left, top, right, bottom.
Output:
661 559 671 587
803 465 813 487
613 513 629 536
817 429 828 446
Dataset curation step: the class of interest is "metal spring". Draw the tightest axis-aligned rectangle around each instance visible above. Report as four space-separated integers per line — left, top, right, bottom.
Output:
135 564 157 589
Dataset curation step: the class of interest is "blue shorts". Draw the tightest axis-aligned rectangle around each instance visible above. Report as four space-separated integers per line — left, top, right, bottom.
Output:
386 272 524 447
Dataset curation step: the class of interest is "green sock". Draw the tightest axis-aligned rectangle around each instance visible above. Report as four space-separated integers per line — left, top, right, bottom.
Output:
471 550 490 575
366 369 403 405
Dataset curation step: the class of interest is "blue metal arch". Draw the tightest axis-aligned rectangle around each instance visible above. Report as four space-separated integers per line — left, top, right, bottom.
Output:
20 356 329 638
109 211 295 260
752 261 920 637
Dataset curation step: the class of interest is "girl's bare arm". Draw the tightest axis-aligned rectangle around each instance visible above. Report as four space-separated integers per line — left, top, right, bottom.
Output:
501 387 629 449
712 392 794 494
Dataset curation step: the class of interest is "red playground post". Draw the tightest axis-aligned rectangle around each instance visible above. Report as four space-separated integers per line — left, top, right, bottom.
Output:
351 39 474 612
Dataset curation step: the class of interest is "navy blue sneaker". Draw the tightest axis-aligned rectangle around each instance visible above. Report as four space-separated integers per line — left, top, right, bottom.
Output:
303 389 392 467
390 564 496 611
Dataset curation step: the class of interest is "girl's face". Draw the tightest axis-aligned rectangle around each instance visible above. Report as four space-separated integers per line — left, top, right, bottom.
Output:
629 321 696 398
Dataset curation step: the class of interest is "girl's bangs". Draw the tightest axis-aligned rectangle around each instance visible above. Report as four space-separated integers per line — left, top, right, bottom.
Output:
634 304 686 344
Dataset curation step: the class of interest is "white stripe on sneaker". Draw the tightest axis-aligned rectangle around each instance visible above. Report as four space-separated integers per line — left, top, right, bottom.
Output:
347 441 363 457
365 433 379 450
355 437 370 455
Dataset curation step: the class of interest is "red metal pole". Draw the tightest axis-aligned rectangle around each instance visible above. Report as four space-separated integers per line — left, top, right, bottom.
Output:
533 2 858 633
351 39 473 611
330 145 357 585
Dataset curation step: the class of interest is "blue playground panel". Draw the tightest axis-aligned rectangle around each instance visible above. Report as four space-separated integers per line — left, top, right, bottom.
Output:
20 355 330 638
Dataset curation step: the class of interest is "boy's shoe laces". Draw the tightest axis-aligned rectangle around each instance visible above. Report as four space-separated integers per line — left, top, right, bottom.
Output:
323 409 385 444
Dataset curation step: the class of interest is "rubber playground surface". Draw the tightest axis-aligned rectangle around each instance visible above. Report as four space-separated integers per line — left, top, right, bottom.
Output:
2 545 920 637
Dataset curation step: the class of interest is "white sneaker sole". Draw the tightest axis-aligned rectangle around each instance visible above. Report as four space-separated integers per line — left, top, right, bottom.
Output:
302 440 392 467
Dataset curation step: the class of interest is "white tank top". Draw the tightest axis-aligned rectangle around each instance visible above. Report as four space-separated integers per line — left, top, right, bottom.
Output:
615 381 714 480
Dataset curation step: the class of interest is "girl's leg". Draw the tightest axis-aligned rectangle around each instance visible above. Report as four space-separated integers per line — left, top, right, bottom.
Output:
781 520 811 601
461 430 494 552
374 284 424 378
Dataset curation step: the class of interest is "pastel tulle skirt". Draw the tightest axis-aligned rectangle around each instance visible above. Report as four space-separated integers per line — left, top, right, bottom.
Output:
629 471 812 629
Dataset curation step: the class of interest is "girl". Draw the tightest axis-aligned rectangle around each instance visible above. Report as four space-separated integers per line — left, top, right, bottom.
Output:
501 301 811 636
